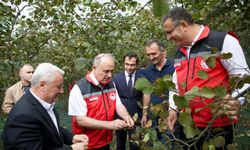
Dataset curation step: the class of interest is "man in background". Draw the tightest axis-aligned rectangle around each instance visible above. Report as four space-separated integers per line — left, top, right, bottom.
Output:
2 63 88 150
113 52 143 150
2 64 34 115
141 40 175 130
69 53 134 150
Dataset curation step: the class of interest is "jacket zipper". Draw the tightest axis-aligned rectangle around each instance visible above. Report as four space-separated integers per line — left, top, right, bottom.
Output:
192 57 197 79
100 88 109 144
185 56 191 92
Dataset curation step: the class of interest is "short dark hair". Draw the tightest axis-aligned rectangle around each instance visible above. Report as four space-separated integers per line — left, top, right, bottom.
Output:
145 39 165 52
163 7 194 25
19 64 33 72
123 51 139 64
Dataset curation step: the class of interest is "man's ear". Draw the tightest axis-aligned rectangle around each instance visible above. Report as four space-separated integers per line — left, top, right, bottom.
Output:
39 81 47 90
180 20 189 31
92 65 96 70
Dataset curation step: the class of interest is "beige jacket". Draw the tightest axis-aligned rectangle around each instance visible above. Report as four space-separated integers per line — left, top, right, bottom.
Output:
2 81 25 115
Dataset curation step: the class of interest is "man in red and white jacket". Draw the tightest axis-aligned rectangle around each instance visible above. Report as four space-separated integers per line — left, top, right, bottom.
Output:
68 53 134 150
163 7 250 149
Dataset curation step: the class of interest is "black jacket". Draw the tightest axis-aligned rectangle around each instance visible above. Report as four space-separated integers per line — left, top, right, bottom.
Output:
2 90 74 150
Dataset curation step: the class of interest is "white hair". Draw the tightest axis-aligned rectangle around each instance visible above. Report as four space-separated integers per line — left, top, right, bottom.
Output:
31 63 64 87
92 53 115 66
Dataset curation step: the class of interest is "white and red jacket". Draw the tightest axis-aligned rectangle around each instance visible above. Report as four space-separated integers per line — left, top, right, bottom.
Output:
68 72 121 149
169 26 250 127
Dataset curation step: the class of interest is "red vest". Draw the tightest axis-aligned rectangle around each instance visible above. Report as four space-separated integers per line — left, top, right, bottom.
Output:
72 74 117 149
175 26 238 127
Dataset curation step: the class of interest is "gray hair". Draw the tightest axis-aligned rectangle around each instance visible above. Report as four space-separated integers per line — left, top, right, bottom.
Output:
31 63 64 87
92 53 115 66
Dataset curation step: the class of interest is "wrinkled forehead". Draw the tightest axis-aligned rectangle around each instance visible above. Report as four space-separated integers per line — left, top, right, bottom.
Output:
97 59 115 69
146 43 161 52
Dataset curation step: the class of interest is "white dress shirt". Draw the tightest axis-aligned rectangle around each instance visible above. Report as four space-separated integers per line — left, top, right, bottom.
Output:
30 89 59 134
124 71 136 87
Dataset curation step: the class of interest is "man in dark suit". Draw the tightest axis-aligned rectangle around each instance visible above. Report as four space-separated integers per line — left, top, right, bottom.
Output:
113 52 143 150
2 63 88 150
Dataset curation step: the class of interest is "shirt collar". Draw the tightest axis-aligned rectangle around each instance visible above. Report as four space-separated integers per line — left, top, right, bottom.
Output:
30 89 55 111
89 71 100 86
191 25 205 46
124 71 135 77
149 58 168 71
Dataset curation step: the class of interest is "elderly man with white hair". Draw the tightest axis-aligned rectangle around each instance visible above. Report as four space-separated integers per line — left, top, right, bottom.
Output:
2 63 88 150
69 53 134 150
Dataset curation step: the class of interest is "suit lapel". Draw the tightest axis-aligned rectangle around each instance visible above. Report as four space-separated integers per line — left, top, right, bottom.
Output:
122 72 133 97
26 91 61 139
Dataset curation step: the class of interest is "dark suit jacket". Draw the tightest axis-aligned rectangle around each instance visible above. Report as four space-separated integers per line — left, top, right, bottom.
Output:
2 90 74 150
113 71 143 119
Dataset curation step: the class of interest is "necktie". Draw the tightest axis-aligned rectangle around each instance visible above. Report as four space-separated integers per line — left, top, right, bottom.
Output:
128 74 133 96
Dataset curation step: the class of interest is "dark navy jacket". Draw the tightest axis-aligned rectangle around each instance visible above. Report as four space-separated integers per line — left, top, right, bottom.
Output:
140 58 175 104
113 70 143 119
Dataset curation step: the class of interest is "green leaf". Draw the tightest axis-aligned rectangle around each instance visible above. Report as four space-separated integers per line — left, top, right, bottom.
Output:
213 86 227 99
135 78 154 94
181 82 186 89
221 52 232 59
199 87 215 99
184 94 195 101
152 0 169 17
213 136 225 148
186 86 199 95
154 77 168 96
178 112 193 127
198 70 209 79
211 47 219 54
173 95 189 109
183 125 200 139
142 132 150 142
153 141 164 148
204 45 218 54
208 145 216 150
229 76 241 88
162 74 172 81
243 75 250 83
206 57 216 68
149 129 157 140
226 144 236 150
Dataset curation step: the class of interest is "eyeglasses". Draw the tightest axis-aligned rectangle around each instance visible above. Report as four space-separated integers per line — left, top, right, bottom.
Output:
165 22 180 36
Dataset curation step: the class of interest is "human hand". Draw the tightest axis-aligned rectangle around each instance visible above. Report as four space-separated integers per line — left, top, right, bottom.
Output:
140 115 147 127
219 94 241 119
73 134 89 143
71 142 88 150
167 109 177 131
107 119 127 130
124 115 134 128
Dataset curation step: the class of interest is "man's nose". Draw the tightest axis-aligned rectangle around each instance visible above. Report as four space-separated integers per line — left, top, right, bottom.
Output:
149 55 154 60
107 72 112 78
59 87 64 94
166 34 171 40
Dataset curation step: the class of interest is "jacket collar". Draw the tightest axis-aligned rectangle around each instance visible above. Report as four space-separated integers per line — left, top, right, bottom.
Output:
180 26 210 55
85 71 110 88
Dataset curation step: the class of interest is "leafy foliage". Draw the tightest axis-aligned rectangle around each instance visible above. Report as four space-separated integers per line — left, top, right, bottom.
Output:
0 0 250 149
135 52 250 149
